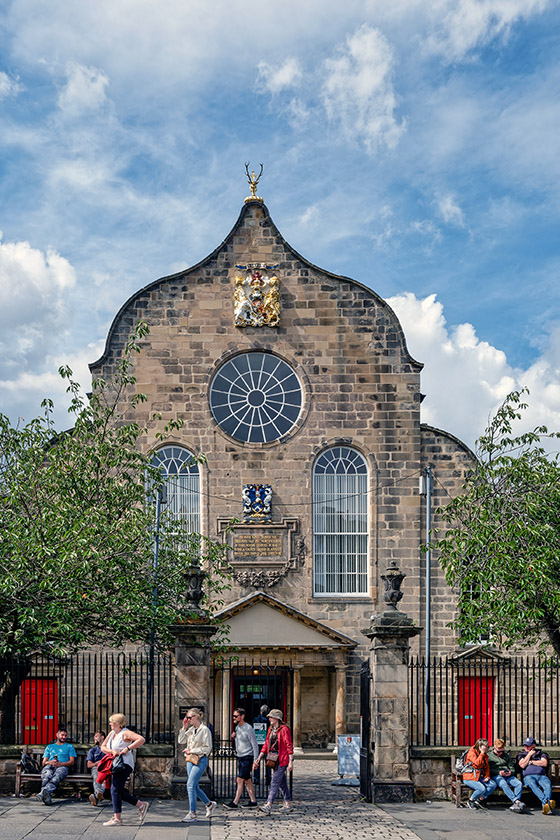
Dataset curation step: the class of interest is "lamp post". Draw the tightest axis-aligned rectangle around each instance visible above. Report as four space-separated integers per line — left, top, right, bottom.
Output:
419 465 433 745
146 484 166 743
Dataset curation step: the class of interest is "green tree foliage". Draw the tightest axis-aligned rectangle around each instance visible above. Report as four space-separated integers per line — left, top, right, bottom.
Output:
435 390 560 655
0 323 230 672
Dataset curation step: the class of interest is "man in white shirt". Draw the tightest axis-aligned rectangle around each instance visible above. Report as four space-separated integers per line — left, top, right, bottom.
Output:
223 708 259 810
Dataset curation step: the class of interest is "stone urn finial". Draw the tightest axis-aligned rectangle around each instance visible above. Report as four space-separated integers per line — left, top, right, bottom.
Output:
184 561 207 618
381 560 405 611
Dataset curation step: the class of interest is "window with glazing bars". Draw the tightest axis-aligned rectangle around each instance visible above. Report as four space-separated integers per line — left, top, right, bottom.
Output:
151 445 200 533
313 446 368 595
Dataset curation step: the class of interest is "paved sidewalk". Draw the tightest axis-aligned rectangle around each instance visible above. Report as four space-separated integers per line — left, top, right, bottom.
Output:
0 761 420 840
383 799 560 840
6 764 559 840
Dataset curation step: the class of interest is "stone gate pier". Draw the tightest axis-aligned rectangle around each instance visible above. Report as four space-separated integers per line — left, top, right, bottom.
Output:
362 561 421 803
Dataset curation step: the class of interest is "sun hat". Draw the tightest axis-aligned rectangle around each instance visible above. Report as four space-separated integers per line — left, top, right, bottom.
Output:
267 708 283 721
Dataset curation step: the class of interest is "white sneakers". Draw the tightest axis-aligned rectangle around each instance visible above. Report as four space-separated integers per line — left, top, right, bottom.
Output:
257 802 292 815
181 802 217 823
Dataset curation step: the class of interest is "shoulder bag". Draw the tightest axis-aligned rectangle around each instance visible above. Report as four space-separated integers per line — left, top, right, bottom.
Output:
111 754 127 774
266 729 280 770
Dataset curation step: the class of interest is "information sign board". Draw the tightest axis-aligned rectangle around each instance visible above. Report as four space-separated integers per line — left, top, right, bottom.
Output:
337 734 360 776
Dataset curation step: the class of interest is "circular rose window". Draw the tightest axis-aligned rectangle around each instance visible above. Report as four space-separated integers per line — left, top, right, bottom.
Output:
209 352 302 443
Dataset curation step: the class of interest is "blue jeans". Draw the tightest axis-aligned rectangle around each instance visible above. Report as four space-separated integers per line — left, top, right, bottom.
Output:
91 765 105 797
41 765 68 793
464 778 497 801
492 774 522 802
524 774 552 805
186 755 210 813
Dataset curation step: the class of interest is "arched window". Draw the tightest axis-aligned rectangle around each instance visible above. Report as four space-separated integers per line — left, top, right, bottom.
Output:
151 445 200 533
313 446 368 596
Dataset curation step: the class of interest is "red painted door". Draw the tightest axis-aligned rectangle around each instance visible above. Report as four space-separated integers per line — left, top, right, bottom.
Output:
458 677 494 745
21 679 58 744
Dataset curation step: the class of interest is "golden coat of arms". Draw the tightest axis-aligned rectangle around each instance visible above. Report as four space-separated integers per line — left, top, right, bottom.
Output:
234 265 280 328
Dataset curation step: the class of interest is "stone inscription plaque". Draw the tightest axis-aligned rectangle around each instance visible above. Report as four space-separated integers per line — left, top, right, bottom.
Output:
217 518 305 587
234 532 283 559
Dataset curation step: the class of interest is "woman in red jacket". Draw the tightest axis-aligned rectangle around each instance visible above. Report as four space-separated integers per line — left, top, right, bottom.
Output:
462 738 497 809
253 708 294 815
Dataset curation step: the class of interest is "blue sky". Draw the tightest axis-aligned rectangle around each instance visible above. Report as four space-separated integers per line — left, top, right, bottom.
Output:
1 0 559 448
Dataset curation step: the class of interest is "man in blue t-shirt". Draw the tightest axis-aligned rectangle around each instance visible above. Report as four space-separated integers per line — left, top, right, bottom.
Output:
86 730 106 806
36 729 77 805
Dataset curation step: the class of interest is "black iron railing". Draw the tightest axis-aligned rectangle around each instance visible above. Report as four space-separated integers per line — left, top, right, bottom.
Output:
0 652 175 745
410 655 560 747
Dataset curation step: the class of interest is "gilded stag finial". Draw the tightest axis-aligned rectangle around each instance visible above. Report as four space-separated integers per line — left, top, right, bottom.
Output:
244 162 264 203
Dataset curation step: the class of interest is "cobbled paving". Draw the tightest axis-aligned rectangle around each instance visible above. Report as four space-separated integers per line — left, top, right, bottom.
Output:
209 761 421 840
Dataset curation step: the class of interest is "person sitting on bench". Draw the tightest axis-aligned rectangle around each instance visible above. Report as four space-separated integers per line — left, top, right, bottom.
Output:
36 729 77 805
462 738 497 810
488 738 524 812
86 730 107 806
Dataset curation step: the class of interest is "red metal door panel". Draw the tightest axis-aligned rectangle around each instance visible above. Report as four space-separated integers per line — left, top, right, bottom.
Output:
21 679 58 744
459 676 494 745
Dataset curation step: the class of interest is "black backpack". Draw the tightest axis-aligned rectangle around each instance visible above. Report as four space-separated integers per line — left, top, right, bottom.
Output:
20 751 40 773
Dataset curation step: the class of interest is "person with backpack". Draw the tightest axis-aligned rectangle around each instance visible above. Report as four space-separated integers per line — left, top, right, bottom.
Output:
462 738 497 809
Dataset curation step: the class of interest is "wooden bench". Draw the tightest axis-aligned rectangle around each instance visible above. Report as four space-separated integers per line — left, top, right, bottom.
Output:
16 749 135 798
451 756 560 807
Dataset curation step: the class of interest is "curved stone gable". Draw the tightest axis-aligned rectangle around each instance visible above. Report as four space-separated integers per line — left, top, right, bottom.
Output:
90 200 421 375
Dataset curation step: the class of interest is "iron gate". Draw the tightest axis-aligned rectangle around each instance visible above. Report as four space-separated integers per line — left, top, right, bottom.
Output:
209 657 294 801
359 660 372 802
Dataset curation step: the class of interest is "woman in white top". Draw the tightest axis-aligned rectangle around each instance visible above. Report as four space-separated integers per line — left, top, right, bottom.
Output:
181 708 217 824
100 713 148 826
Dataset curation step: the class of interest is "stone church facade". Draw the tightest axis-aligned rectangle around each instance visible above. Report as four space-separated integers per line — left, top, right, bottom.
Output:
90 192 474 749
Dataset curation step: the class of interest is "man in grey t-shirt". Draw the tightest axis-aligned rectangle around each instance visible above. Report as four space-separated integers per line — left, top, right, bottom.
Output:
223 708 259 810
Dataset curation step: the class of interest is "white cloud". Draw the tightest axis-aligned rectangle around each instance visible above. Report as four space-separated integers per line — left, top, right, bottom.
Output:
387 292 560 447
0 236 76 377
437 193 466 227
0 71 23 99
256 57 302 94
321 24 406 152
0 340 103 428
410 219 442 248
58 62 109 113
424 0 552 61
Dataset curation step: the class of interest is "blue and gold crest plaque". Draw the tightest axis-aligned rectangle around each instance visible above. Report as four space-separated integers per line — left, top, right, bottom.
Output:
242 484 272 522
